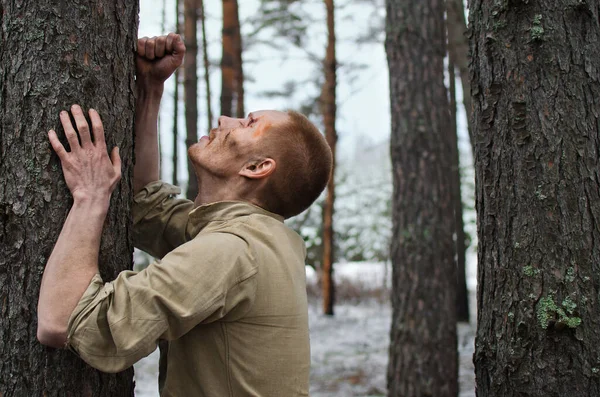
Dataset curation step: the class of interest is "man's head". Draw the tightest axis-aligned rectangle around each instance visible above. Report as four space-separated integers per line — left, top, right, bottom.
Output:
188 110 332 218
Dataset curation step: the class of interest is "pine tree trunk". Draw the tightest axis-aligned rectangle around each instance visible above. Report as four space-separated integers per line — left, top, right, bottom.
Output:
183 0 199 199
172 68 180 187
385 0 458 395
221 0 239 117
448 57 470 323
0 1 137 395
233 5 244 119
321 0 336 317
199 0 213 131
172 0 181 187
470 1 600 395
447 0 473 149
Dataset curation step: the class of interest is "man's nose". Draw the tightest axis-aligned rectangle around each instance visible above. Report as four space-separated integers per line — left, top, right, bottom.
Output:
218 115 236 128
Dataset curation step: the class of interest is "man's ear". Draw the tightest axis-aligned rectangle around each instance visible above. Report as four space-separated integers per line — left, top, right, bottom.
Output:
239 158 276 179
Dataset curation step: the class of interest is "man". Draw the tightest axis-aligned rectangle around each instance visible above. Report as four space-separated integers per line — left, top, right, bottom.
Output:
37 33 332 396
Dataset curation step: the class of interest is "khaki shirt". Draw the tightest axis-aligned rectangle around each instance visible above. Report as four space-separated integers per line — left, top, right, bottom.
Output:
66 182 310 396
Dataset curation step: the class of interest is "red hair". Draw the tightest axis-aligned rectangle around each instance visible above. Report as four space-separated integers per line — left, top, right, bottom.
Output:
257 111 332 218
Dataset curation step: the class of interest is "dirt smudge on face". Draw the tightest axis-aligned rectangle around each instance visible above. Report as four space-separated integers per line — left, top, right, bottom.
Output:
252 120 272 138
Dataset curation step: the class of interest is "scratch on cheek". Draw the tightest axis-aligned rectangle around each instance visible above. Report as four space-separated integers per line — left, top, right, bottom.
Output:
252 121 272 138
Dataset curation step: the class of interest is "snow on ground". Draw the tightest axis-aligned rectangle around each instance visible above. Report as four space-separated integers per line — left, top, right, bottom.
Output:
134 262 476 396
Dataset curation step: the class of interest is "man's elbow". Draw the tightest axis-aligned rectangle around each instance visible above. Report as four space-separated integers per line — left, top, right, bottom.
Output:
37 321 67 348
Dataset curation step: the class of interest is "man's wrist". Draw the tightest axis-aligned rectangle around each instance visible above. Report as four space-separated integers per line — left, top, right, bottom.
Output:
136 78 164 99
72 194 111 217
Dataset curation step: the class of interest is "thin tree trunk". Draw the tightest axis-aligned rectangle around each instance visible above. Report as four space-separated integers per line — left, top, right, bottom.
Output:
448 56 470 323
385 0 458 394
470 1 600 395
172 0 181 187
234 3 245 119
446 0 473 150
172 70 180 186
221 0 234 117
0 1 137 395
199 0 213 131
321 0 337 316
184 0 199 199
221 0 241 117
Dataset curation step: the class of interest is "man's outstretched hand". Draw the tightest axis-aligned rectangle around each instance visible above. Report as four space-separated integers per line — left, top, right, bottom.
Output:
48 105 121 206
136 33 185 86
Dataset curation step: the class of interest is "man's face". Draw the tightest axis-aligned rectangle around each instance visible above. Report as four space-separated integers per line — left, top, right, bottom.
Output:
188 110 289 180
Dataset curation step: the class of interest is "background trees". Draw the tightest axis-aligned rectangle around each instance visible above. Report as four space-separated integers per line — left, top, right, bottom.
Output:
470 1 600 395
183 0 199 199
385 0 458 395
0 1 138 395
321 0 337 316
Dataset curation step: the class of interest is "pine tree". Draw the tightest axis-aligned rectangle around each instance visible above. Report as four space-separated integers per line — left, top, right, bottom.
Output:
0 1 137 395
470 1 600 395
386 0 458 394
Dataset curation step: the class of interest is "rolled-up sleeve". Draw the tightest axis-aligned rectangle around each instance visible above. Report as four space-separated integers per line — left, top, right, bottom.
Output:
66 232 258 373
133 181 195 258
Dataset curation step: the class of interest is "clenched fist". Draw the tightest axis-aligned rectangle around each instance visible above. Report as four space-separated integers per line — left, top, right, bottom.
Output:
136 33 185 86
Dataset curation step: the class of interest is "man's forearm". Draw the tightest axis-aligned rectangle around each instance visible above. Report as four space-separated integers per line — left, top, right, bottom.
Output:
134 83 163 194
37 197 108 347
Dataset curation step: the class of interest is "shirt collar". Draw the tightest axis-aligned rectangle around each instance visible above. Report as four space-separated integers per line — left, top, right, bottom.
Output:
187 201 284 233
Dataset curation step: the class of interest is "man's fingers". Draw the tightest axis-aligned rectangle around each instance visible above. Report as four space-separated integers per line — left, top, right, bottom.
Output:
155 36 166 58
111 147 122 180
48 130 68 160
165 33 175 53
138 37 147 57
71 105 92 146
60 110 80 151
172 34 185 58
89 109 106 148
145 37 156 60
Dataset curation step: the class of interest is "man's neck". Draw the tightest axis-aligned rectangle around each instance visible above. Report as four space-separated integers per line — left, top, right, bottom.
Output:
193 175 264 210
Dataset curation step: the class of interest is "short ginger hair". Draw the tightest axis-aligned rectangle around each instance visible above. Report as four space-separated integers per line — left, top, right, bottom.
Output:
257 111 332 219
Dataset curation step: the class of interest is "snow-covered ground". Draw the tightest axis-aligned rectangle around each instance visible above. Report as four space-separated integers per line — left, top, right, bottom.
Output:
133 262 476 396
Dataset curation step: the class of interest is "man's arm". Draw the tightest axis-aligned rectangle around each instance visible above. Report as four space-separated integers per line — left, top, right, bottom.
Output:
37 105 121 347
133 33 185 194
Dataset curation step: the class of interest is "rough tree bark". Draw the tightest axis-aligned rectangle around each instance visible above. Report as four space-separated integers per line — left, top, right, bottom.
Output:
448 55 470 323
470 1 600 395
183 0 199 199
220 0 243 118
200 0 213 131
321 0 337 316
385 0 458 395
0 1 137 396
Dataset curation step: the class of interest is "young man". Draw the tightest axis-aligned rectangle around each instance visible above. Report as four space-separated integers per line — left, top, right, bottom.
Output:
37 33 332 396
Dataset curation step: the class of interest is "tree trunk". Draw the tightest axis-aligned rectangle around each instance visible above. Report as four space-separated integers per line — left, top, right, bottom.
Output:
172 0 181 187
199 0 213 131
470 1 600 395
446 0 473 149
184 0 199 199
448 56 470 323
321 0 337 317
221 0 242 118
172 69 180 187
385 0 458 395
0 1 137 395
234 7 244 119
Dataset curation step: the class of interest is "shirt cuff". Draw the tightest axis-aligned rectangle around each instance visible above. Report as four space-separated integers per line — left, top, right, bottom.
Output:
66 274 113 351
133 181 181 225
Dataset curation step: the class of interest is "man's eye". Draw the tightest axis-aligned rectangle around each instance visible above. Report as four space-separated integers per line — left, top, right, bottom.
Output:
249 118 257 126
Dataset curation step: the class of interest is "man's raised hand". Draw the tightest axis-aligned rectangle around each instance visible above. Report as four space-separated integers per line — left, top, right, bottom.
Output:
136 33 185 86
48 105 121 205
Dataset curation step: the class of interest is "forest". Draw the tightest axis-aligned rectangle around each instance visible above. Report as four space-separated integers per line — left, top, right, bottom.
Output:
1 0 599 396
